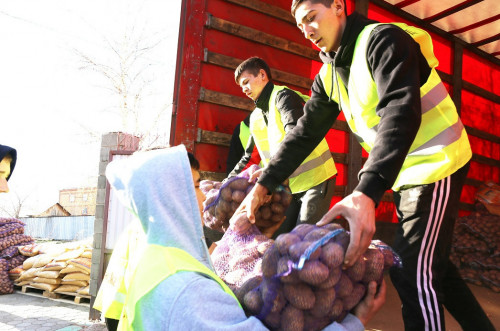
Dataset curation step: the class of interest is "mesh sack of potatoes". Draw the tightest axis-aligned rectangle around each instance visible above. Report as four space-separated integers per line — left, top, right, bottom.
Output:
1 245 20 259
202 165 292 233
0 234 33 251
0 218 25 227
0 258 14 295
0 222 25 239
450 204 500 292
211 223 273 292
7 254 27 270
235 223 402 330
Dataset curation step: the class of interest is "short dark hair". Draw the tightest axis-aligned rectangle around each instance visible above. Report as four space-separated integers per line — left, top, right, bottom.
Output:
291 0 335 17
187 152 200 170
234 57 272 84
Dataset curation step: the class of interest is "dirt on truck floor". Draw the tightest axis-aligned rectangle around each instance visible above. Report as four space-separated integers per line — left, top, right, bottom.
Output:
366 274 500 331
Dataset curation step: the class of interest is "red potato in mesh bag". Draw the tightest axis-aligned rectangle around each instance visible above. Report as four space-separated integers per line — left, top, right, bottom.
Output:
211 224 274 290
233 223 401 330
202 165 292 233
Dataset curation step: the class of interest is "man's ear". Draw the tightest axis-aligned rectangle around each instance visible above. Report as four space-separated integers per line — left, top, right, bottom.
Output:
333 0 344 15
259 69 268 81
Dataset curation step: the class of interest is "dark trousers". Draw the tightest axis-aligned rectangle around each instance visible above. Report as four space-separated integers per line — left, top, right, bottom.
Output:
273 177 336 238
390 162 494 331
105 317 119 331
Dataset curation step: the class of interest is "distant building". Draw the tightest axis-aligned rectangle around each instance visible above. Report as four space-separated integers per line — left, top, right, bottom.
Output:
59 187 97 216
37 203 71 217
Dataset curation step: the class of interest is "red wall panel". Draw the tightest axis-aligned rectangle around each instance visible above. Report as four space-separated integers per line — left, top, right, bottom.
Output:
198 103 249 134
463 50 500 96
207 0 308 46
203 29 315 84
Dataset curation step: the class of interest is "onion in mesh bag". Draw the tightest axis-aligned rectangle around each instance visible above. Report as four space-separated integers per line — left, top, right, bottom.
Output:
234 223 401 330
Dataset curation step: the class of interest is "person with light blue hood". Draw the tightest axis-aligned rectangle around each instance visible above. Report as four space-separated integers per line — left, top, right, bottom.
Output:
105 145 385 330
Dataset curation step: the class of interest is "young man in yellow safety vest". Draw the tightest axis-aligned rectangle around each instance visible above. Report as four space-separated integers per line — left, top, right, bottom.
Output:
99 146 386 330
228 57 337 237
239 1 494 330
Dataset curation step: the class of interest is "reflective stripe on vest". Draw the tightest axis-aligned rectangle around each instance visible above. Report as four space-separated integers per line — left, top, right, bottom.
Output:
319 23 471 190
93 221 146 320
118 245 239 330
250 85 336 194
238 120 251 150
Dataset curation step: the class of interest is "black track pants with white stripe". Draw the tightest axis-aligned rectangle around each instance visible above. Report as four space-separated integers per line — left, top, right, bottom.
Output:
389 162 494 331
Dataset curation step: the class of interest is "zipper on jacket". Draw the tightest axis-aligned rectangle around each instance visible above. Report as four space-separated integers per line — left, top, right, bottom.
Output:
332 62 342 112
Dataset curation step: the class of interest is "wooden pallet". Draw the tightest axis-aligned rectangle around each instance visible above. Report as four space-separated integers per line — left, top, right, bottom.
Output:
15 285 90 304
53 291 91 304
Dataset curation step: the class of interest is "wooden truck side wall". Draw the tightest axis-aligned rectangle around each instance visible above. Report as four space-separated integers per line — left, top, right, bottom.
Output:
170 0 500 223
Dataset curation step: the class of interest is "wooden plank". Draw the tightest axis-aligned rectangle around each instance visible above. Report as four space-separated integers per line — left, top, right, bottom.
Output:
224 0 296 24
332 120 349 132
437 70 499 105
169 0 205 150
204 50 314 89
197 128 349 164
465 177 485 187
355 0 369 15
199 88 254 111
55 291 91 304
471 153 500 168
465 125 500 145
452 42 463 115
459 202 475 212
462 80 500 104
197 128 231 147
381 191 394 203
346 132 363 195
199 87 351 135
437 70 451 84
206 15 319 61
200 171 226 182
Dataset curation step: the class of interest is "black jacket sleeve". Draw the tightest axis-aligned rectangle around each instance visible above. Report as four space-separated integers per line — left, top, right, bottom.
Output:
258 78 340 192
275 89 306 132
228 136 256 178
355 24 429 204
226 115 252 176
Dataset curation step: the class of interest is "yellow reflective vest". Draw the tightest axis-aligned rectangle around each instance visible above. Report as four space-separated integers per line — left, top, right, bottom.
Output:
93 221 146 320
118 245 239 330
319 23 471 190
238 120 251 150
250 85 336 194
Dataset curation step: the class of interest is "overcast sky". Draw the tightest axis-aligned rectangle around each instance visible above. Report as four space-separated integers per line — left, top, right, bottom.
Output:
0 0 182 216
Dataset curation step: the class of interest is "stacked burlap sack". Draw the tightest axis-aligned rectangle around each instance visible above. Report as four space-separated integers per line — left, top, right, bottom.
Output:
450 202 500 292
211 216 401 331
14 240 92 296
201 165 292 234
0 217 34 294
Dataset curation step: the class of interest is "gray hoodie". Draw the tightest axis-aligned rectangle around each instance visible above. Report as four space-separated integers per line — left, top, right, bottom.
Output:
105 145 363 330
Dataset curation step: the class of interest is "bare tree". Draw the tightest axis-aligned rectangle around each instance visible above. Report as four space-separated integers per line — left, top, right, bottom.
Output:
0 191 32 218
75 23 170 148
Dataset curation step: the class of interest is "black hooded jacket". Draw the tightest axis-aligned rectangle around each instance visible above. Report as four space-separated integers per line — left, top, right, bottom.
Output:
0 145 17 180
258 12 431 204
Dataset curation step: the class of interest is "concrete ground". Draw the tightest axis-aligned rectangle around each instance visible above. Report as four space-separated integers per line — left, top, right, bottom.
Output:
366 274 500 331
0 289 106 331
